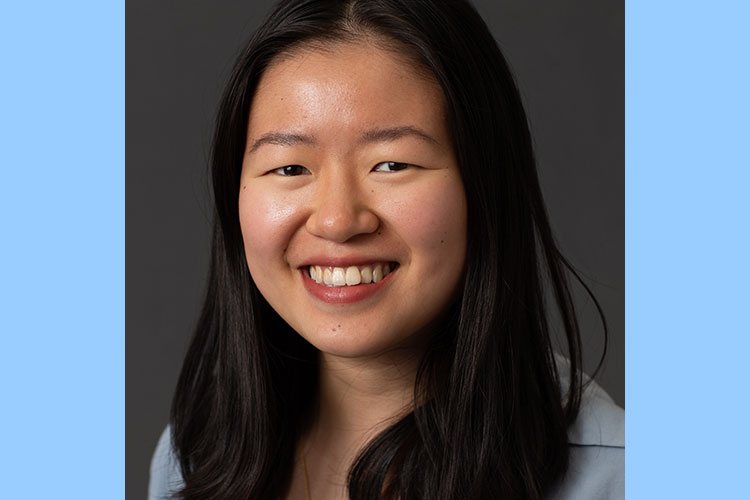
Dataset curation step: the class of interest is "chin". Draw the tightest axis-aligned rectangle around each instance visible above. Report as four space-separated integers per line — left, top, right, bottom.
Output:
295 322 427 360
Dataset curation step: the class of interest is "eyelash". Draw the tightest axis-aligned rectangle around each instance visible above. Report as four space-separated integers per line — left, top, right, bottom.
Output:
271 165 311 176
372 161 411 173
271 161 413 176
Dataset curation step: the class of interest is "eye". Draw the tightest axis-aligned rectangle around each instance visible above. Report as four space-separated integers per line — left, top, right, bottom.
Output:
271 165 311 176
372 161 411 173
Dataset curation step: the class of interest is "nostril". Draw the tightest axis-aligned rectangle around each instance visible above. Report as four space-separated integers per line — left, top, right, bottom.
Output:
306 202 381 242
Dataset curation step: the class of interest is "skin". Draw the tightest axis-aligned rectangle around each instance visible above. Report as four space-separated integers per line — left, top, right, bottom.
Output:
239 42 467 499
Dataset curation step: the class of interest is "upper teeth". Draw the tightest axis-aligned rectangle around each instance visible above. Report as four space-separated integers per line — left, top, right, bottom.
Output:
309 263 394 287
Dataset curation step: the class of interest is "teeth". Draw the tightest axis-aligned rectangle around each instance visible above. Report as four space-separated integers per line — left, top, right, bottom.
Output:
315 266 323 284
345 266 361 286
307 263 395 287
360 267 372 284
372 264 383 283
332 267 346 286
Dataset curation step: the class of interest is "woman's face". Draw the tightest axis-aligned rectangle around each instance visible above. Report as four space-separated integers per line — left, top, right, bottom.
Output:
239 42 467 359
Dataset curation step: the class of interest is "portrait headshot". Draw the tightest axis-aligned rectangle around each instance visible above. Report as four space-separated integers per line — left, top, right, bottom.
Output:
127 1 624 499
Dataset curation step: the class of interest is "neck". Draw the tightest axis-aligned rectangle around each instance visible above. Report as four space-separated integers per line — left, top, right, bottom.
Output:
301 347 422 479
317 348 421 435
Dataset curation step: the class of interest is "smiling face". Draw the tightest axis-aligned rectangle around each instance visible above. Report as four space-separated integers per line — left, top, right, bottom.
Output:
239 42 467 359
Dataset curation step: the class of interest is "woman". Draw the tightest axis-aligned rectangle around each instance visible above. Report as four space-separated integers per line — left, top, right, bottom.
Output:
149 0 624 499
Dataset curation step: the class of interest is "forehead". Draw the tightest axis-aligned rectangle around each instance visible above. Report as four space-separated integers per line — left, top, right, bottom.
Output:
247 42 447 141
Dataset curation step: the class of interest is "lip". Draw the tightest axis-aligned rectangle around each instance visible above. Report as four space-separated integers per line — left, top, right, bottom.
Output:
299 255 399 268
301 265 397 304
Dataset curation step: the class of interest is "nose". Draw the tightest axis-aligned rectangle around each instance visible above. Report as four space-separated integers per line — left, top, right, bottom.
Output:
305 172 380 242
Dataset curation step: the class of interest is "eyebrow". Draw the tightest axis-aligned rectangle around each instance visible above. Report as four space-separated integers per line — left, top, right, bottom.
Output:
358 126 439 146
247 132 316 154
247 125 438 154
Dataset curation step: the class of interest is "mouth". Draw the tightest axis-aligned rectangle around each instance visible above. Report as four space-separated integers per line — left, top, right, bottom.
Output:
306 262 399 287
300 261 399 304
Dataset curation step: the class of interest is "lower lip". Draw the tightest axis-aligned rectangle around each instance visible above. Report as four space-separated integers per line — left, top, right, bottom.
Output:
301 268 396 304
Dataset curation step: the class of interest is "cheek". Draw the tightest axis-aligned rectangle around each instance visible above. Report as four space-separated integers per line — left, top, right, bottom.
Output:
238 185 305 270
383 175 467 262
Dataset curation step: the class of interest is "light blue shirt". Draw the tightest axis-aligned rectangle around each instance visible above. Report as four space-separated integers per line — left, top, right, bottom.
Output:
548 366 625 499
149 361 624 499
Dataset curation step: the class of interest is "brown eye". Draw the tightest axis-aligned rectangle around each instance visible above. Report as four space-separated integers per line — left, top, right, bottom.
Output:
271 165 311 176
372 161 410 173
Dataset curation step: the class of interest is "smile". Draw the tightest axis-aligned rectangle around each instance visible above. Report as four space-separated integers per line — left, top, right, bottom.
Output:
308 262 397 287
301 261 398 305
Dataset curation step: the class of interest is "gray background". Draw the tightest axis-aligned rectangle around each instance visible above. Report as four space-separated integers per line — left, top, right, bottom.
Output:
126 1 623 498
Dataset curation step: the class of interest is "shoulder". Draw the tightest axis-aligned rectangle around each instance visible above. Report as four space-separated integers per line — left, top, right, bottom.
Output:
547 356 625 500
148 426 185 500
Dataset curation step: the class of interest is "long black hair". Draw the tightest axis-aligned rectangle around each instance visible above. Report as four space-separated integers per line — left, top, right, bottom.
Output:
171 1 607 498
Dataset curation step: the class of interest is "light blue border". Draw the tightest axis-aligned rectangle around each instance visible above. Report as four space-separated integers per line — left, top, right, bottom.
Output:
627 0 750 498
2 0 749 497
0 1 124 498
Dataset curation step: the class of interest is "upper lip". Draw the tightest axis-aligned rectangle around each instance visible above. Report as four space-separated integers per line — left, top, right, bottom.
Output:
298 255 399 268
